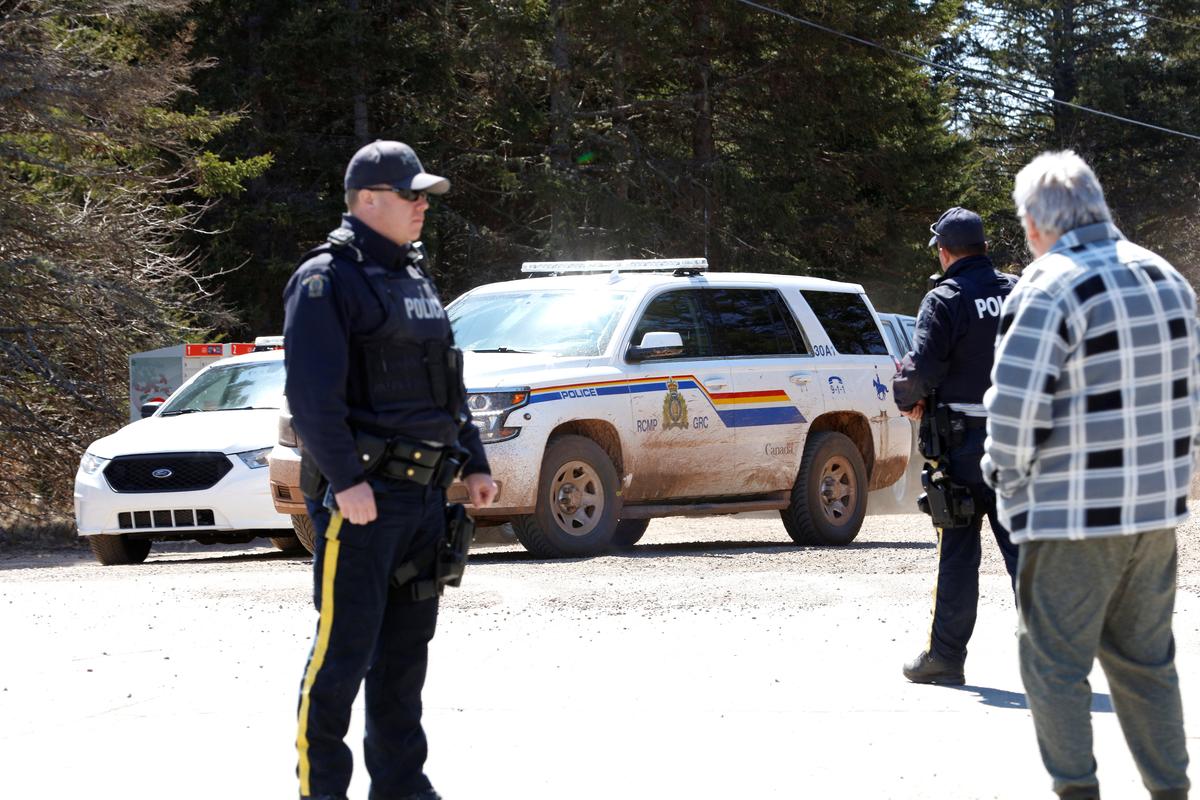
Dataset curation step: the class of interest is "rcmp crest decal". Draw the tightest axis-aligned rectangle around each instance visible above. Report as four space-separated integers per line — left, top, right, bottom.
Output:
661 379 689 430
301 273 328 299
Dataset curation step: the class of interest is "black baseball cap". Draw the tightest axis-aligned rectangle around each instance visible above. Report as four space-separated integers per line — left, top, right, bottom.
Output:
344 140 450 194
928 206 985 249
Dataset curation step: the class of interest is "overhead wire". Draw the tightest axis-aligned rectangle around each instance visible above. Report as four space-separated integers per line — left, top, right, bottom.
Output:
728 0 1200 142
1106 3 1200 33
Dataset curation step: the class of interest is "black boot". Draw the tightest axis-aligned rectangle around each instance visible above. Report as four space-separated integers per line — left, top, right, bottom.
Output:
902 650 965 685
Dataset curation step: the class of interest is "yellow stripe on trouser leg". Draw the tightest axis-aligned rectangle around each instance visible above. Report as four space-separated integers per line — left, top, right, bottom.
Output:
297 510 344 796
925 526 943 653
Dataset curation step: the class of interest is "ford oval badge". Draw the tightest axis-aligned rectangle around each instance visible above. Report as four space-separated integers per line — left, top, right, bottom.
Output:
151 468 174 479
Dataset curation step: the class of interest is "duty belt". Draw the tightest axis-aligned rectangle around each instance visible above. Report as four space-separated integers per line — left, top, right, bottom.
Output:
354 429 467 489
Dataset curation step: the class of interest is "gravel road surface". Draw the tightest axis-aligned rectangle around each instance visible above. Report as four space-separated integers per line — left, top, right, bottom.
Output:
2 510 1197 799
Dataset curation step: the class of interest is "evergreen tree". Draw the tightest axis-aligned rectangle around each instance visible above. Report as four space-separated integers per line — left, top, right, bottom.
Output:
0 0 267 520
184 0 972 328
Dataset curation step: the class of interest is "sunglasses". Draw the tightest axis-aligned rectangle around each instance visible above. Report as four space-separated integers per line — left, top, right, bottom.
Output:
364 186 428 202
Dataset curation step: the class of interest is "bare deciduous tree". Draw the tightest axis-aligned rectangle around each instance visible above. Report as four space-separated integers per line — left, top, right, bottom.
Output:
0 1 241 524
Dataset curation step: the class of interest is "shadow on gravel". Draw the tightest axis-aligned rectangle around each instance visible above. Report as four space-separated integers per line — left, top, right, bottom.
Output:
468 549 588 565
620 539 936 558
142 549 309 567
0 546 310 573
468 538 935 565
952 685 1114 713
0 548 91 572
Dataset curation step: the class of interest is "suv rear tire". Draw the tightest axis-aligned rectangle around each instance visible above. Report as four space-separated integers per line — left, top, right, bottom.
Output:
512 435 620 558
291 513 317 554
88 534 151 565
612 519 650 548
781 431 867 546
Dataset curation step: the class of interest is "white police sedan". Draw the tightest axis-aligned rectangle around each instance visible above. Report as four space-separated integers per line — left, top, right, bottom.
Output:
74 349 295 565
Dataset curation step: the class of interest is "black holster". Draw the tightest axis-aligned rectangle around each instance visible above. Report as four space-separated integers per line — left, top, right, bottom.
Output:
390 503 475 601
915 393 976 528
439 503 474 589
917 463 976 528
299 448 329 500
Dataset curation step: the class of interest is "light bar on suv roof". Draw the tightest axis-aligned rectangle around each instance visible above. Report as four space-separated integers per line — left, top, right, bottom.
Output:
520 258 708 275
253 335 284 352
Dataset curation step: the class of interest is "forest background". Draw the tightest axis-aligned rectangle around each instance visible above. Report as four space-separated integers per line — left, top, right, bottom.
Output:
2 0 1198 520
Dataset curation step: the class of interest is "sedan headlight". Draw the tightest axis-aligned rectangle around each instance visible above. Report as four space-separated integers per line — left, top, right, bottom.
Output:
79 452 109 475
466 388 530 443
235 447 273 469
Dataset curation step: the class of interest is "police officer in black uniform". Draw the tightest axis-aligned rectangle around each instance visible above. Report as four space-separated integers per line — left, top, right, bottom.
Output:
893 207 1018 686
285 140 496 800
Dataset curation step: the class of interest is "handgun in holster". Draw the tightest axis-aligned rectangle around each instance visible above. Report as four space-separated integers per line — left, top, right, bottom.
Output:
389 504 476 601
915 391 976 528
386 436 476 600
299 447 329 500
439 503 475 589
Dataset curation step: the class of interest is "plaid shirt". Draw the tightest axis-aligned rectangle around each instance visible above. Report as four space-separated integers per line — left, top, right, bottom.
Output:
982 222 1200 543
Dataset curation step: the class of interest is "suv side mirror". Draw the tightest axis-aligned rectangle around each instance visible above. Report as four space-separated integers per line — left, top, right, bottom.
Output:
140 401 164 418
627 331 684 362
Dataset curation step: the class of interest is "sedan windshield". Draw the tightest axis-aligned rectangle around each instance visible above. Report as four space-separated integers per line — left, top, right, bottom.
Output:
449 290 628 357
160 360 285 415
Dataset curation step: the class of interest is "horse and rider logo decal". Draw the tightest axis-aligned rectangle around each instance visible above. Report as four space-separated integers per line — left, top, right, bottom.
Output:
873 372 889 401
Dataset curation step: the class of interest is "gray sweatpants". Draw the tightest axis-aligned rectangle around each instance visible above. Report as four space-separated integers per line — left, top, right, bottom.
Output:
1017 529 1190 799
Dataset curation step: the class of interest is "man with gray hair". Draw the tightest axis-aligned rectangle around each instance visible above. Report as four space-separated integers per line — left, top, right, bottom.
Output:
983 149 1198 800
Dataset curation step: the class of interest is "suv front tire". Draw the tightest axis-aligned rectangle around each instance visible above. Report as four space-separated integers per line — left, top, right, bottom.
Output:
291 513 317 554
512 435 620 558
781 431 867 546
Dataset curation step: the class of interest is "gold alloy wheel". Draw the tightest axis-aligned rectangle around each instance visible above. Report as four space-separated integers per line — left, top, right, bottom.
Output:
550 459 605 537
818 454 857 527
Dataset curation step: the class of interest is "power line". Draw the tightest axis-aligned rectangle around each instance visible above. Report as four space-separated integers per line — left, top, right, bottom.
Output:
1108 3 1200 33
729 0 1200 143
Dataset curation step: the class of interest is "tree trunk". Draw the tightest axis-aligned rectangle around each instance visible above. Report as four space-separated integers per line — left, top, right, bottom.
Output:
691 0 716 259
348 0 370 144
549 0 572 173
548 0 572 254
612 47 630 206
1048 0 1078 147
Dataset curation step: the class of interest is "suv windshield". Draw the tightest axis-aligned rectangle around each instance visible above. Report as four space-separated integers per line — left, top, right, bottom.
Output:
160 360 285 415
450 290 628 357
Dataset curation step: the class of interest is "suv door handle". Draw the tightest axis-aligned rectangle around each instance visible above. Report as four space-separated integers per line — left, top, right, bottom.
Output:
789 372 814 386
702 377 729 391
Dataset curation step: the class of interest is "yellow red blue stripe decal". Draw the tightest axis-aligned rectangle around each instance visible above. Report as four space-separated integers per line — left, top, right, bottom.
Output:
528 375 805 426
297 510 344 795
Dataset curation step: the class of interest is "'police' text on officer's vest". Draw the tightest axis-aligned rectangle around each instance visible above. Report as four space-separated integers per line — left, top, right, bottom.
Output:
975 296 1004 319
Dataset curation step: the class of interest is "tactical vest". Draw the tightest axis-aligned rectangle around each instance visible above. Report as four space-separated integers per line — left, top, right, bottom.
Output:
354 256 465 418
929 256 1016 406
300 236 465 421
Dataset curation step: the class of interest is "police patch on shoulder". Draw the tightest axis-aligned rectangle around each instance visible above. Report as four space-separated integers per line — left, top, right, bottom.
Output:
301 273 329 299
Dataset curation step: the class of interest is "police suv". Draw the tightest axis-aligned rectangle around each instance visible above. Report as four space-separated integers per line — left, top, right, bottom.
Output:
448 258 911 557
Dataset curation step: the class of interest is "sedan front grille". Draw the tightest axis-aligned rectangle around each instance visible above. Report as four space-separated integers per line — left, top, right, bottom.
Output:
104 453 233 493
118 509 216 529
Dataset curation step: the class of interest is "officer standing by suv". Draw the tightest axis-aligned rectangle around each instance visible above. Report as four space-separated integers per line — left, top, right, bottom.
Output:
893 207 1018 686
284 140 497 800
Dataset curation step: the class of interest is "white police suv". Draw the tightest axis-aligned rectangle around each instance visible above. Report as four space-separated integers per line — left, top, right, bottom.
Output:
446 258 912 557
75 348 294 565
